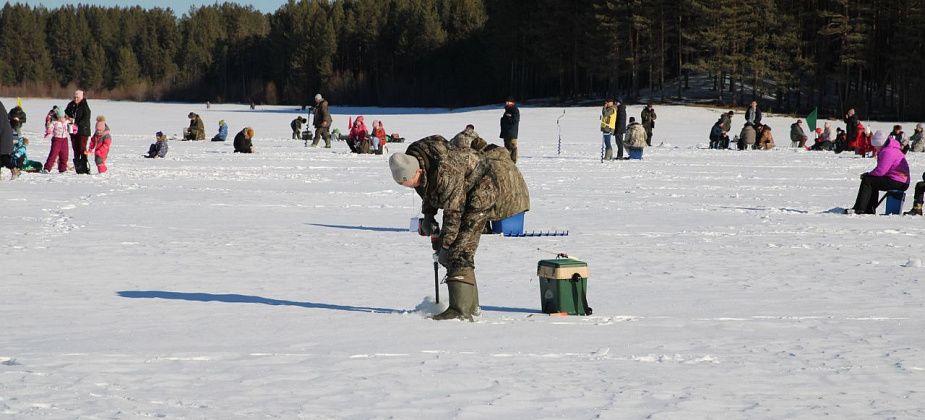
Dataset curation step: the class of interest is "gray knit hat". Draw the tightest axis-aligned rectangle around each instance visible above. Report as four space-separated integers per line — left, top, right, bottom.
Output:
389 153 420 184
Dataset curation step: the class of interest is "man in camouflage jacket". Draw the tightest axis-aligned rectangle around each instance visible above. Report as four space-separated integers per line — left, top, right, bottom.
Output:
389 135 530 320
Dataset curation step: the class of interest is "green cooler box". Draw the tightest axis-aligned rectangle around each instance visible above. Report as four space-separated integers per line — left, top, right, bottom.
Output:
537 258 591 315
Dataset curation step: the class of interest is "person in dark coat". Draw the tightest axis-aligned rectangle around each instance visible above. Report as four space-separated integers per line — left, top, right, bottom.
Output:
65 90 92 174
233 127 255 153
185 112 205 140
790 120 807 148
719 110 734 133
311 94 332 148
709 120 725 150
615 99 627 159
0 100 15 178
641 103 657 146
499 97 520 163
843 108 859 153
291 116 307 140
745 101 762 126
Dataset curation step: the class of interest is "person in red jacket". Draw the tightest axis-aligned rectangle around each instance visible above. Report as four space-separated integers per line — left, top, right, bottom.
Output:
348 116 369 153
370 120 387 155
855 126 874 157
87 116 111 174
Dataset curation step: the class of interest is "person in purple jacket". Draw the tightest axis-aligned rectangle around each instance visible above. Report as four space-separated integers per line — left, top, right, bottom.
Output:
846 130 911 214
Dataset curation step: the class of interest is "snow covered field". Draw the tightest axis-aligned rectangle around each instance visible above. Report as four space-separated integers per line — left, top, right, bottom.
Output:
2 98 924 419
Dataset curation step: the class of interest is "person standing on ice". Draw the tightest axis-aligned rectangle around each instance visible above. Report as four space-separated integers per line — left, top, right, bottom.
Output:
0 100 15 179
389 136 530 320
600 98 617 160
65 90 92 174
790 120 807 148
499 97 520 163
846 131 910 215
745 101 762 126
43 107 70 173
86 116 111 174
840 108 860 153
709 119 725 150
615 98 627 159
641 102 657 146
311 94 332 148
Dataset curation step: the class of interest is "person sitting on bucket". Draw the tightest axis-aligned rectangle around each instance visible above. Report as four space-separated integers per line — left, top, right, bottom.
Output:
845 130 910 214
389 136 530 320
625 117 648 157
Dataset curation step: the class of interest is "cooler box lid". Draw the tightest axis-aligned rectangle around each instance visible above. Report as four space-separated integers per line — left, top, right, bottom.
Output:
537 258 588 280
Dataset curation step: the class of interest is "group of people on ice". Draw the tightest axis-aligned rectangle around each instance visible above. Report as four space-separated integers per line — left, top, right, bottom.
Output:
707 103 925 157
845 126 925 216
0 90 113 178
600 98 656 160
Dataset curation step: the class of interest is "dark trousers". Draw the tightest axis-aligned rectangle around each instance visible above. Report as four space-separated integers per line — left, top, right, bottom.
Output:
852 175 909 214
70 134 89 173
312 126 331 147
503 138 518 163
913 181 925 204
614 132 625 158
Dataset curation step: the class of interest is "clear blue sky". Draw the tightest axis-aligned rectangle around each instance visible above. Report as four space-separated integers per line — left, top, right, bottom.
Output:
15 0 288 14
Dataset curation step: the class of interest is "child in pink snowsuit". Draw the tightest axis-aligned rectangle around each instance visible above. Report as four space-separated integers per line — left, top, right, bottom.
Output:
87 116 111 173
43 107 70 173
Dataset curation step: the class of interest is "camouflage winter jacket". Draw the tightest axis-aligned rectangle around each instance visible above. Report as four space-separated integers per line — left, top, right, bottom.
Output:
625 123 648 148
313 100 332 128
406 136 530 248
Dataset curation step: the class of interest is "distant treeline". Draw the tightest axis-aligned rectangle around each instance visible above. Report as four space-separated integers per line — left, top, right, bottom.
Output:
0 0 922 119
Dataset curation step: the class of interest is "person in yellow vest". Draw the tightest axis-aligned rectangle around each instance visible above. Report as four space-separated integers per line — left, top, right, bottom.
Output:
600 98 617 161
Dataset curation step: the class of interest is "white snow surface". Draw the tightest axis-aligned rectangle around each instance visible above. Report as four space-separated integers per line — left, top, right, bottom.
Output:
2 98 924 419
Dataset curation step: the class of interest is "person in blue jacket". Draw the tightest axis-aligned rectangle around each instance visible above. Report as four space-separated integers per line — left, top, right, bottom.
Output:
211 120 228 142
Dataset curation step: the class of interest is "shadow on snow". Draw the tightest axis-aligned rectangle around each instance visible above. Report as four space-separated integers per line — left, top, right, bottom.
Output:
118 290 403 314
308 223 409 233
117 290 541 315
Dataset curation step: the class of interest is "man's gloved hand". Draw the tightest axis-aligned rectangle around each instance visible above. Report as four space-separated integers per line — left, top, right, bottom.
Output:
418 214 439 237
437 246 449 268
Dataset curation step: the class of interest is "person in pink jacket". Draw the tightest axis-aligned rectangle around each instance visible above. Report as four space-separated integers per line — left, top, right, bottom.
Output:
43 107 70 173
87 116 111 174
847 130 910 214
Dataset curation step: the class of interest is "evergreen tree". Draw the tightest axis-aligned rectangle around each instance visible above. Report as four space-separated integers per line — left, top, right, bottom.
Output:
115 46 141 86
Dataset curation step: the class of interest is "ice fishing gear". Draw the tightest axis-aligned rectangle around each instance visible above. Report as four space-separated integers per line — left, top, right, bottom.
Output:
537 256 591 316
557 109 565 155
418 215 443 304
489 212 525 235
504 230 569 237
